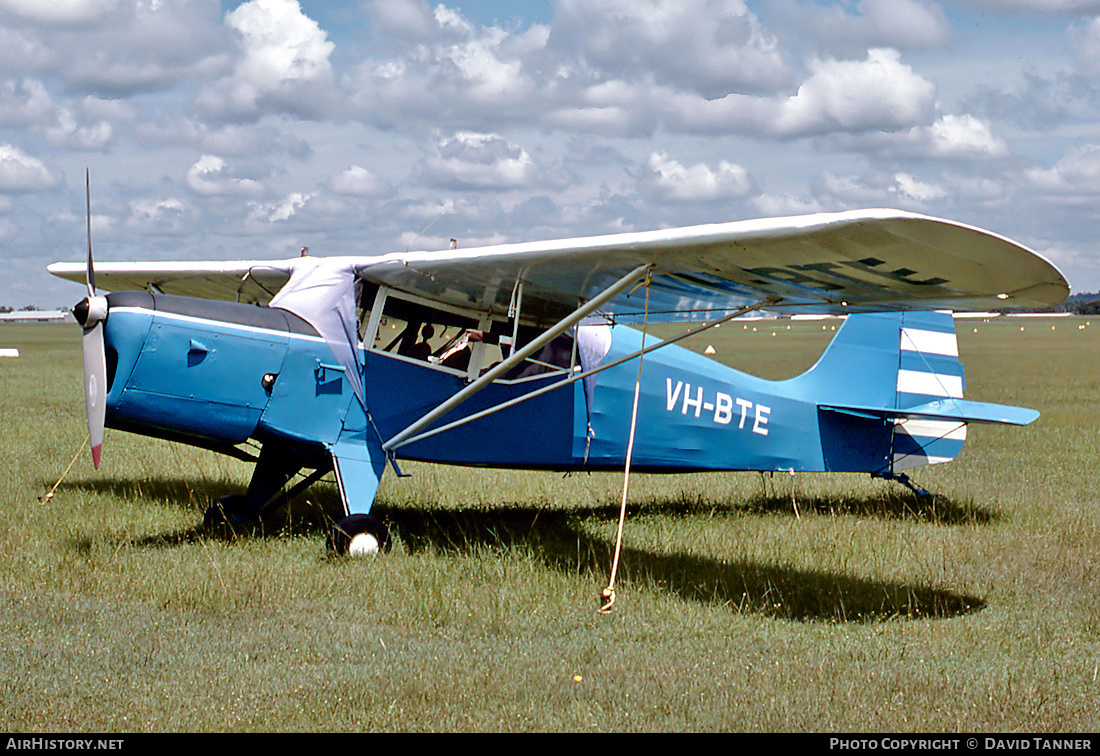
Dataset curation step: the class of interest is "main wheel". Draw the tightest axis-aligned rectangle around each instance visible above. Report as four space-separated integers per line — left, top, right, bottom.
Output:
329 514 392 555
203 493 260 530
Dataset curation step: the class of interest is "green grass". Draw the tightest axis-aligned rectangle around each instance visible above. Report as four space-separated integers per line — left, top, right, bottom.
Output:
1 318 1099 732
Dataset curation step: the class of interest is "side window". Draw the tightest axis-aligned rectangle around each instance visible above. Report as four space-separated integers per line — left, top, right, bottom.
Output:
359 287 576 381
369 294 484 372
355 280 379 345
500 325 575 380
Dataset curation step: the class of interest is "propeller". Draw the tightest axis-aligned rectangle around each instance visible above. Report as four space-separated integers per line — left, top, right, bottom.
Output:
73 169 108 469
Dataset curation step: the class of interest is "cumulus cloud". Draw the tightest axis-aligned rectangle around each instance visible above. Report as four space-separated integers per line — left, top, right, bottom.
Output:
819 171 895 205
349 5 547 126
1071 16 1100 77
129 197 187 222
751 193 824 217
367 0 437 42
925 115 1008 159
0 78 54 127
249 191 312 223
623 47 936 137
421 132 540 190
127 197 189 231
328 165 391 198
348 5 939 140
983 0 1100 10
816 166 1009 212
835 113 1011 160
772 0 950 56
7 0 1100 305
75 2 229 95
351 0 788 133
640 152 753 202
227 0 332 86
1032 240 1100 287
1025 143 1100 199
948 174 1008 205
45 107 113 150
134 118 312 161
775 49 935 135
548 47 939 138
0 26 53 79
0 144 60 191
0 79 128 150
549 0 790 98
0 0 120 25
0 1 230 96
185 154 263 196
198 0 335 120
890 172 947 202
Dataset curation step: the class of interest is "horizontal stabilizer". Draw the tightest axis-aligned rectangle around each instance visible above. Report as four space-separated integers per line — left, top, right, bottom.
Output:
821 398 1038 426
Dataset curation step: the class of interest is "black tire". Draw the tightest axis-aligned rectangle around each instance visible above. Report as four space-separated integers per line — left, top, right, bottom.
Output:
329 514 392 555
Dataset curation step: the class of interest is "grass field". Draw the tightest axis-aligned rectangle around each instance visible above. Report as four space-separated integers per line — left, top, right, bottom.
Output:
1 317 1098 732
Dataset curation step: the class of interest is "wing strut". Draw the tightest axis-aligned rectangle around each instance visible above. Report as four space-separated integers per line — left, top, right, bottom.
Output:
383 297 779 452
381 264 653 453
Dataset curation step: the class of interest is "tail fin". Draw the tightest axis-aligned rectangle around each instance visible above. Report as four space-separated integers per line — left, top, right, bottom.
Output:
793 311 1036 474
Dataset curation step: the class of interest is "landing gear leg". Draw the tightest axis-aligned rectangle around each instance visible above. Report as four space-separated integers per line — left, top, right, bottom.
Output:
244 442 303 516
204 442 304 531
202 493 259 530
873 471 936 502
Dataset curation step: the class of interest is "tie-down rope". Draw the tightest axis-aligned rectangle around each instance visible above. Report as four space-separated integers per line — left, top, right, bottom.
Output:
40 434 89 503
598 272 652 614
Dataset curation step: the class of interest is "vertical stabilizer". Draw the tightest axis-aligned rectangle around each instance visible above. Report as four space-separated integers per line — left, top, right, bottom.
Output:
890 312 967 471
798 311 971 474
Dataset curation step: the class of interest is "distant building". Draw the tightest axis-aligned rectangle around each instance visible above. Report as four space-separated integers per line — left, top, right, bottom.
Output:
0 310 74 323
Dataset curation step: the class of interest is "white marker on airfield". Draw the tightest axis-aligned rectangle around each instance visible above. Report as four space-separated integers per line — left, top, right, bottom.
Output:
0 348 19 357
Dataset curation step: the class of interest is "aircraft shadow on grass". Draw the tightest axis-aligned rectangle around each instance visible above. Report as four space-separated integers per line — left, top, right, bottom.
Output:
58 474 987 622
383 498 987 623
58 474 242 510
735 489 996 525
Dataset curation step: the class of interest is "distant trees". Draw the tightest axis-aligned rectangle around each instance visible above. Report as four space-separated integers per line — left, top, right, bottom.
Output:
994 292 1100 315
1069 295 1100 315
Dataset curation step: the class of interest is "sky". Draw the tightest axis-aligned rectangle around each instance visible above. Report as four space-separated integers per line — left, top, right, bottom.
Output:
5 0 1100 308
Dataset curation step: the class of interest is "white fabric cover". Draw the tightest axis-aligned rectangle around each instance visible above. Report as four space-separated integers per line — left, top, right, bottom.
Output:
270 258 364 405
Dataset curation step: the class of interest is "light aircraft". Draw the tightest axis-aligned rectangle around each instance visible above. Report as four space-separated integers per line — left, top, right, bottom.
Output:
49 207 1068 555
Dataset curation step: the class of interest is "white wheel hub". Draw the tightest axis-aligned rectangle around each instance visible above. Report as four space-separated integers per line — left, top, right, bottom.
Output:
348 532 380 556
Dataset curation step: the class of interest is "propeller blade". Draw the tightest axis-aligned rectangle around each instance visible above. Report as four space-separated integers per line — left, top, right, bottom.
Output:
85 169 95 298
82 321 106 469
81 167 105 468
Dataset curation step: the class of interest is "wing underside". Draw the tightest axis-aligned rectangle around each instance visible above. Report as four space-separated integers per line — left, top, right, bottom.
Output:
48 209 1069 323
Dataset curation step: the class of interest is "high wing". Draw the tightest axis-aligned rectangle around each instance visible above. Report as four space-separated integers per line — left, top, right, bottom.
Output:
49 209 1070 321
47 260 296 305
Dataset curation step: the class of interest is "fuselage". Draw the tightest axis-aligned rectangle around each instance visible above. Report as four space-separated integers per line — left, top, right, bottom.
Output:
98 291 899 477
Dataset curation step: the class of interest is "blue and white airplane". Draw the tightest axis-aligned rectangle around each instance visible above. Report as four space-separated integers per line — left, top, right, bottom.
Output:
50 208 1069 554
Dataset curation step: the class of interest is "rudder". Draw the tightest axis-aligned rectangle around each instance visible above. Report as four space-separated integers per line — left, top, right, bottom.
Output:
891 311 968 472
796 310 972 474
